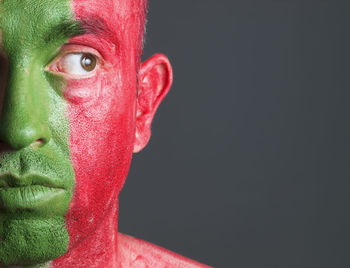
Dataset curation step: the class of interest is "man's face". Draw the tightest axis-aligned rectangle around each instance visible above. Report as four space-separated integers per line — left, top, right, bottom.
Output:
0 0 171 265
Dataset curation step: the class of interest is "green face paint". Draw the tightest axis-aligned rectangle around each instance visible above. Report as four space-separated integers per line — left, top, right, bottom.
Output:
0 0 78 265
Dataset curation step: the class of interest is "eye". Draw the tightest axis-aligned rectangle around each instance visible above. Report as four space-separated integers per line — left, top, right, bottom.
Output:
61 53 97 74
49 52 99 77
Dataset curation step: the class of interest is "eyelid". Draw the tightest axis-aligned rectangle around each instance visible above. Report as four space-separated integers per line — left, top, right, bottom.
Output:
45 44 103 78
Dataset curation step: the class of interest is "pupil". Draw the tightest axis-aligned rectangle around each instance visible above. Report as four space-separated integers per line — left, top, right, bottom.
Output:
81 54 96 72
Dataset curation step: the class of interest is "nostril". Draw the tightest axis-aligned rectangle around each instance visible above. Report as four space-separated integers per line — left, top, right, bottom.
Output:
0 141 15 152
30 139 45 150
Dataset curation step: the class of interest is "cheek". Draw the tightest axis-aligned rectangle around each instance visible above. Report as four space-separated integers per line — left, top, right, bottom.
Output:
64 71 136 244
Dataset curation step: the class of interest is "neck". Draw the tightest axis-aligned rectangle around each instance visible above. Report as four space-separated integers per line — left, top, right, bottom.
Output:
52 200 119 268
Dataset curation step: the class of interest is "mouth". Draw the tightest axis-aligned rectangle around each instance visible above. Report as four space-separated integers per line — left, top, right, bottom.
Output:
0 185 65 210
0 174 67 212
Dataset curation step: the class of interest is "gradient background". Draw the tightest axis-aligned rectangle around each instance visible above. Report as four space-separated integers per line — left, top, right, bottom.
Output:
119 1 350 267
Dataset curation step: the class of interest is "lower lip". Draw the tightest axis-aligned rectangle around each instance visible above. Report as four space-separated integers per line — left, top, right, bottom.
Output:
0 185 65 211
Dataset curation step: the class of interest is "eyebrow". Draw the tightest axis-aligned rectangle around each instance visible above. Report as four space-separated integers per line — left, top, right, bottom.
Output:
43 17 116 45
79 17 115 40
43 20 83 43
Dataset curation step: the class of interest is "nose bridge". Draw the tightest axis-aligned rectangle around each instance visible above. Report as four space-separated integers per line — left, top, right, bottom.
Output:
0 58 51 150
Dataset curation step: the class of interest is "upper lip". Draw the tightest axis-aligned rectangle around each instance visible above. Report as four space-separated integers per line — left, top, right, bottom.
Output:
0 173 64 189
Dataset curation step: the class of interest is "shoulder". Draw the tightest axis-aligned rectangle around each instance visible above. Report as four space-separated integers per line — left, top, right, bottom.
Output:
117 233 211 268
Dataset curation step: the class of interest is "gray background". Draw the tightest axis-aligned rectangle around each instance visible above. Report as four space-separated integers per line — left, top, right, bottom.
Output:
119 1 350 267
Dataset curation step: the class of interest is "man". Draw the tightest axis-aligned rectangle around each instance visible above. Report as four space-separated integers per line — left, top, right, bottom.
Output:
0 0 210 267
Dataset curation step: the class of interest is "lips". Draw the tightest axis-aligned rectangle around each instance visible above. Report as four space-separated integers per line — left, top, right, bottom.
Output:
0 174 68 213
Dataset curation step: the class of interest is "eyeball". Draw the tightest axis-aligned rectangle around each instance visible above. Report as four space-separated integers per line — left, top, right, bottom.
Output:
57 53 98 76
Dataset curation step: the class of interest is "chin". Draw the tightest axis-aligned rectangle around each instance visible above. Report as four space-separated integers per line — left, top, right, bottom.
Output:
0 216 69 265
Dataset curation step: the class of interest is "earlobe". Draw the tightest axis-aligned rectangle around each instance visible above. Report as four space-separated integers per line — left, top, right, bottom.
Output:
133 54 173 153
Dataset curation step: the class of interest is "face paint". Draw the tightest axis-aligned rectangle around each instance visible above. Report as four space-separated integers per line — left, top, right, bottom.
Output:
0 0 77 265
0 0 148 266
53 1 148 267
0 0 175 266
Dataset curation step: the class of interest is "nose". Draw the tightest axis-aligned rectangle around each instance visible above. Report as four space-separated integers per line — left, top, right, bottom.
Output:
0 64 51 150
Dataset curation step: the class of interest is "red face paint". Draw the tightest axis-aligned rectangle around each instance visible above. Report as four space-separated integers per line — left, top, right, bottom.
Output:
51 1 147 266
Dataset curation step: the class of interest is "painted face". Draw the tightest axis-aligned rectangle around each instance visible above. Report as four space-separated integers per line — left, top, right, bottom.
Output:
0 0 172 265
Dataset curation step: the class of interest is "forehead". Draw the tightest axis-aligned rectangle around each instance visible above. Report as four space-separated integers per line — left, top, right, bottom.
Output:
0 0 146 55
0 0 74 52
0 0 146 35
0 0 144 17
73 0 146 19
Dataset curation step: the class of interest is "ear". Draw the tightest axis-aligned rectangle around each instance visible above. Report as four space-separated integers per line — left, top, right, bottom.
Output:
133 54 173 153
